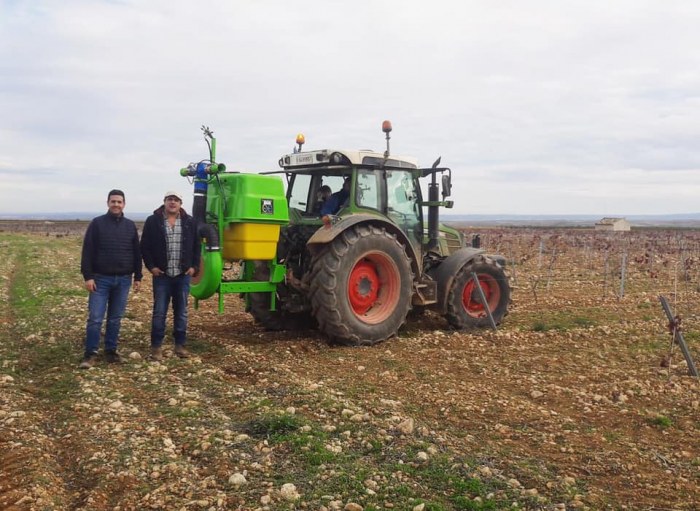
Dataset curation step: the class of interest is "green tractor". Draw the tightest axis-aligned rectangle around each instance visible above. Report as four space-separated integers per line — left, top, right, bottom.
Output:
181 123 510 346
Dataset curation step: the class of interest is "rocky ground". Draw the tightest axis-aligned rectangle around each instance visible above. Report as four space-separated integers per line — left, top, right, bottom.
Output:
1 226 699 510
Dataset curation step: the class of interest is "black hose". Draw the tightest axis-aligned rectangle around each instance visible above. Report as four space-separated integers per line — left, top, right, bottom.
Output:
192 189 219 251
198 223 220 252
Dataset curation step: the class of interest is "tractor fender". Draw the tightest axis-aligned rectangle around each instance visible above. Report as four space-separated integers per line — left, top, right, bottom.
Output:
190 249 222 300
430 247 485 313
306 213 421 274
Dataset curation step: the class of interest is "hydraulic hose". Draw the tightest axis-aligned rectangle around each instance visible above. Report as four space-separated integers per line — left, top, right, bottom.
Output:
189 163 221 299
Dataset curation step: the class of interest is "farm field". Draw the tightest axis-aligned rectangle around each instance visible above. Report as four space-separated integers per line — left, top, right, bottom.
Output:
1 224 699 510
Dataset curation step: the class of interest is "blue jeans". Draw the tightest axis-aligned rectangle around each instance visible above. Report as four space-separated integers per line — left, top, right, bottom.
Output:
151 274 190 347
85 274 132 356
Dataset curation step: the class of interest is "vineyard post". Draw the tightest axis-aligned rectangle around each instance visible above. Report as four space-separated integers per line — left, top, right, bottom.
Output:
508 242 517 285
546 247 557 290
471 272 497 330
619 252 627 299
658 295 699 377
602 249 609 298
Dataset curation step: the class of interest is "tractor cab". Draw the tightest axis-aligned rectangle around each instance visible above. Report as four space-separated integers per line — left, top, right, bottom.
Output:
267 124 461 263
277 148 418 217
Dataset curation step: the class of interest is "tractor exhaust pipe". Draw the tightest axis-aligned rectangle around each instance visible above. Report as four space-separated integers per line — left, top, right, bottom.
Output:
427 157 442 251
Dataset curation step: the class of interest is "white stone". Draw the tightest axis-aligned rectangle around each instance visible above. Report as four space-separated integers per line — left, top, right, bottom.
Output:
478 466 492 477
228 473 247 487
280 483 300 501
397 418 414 435
507 478 521 488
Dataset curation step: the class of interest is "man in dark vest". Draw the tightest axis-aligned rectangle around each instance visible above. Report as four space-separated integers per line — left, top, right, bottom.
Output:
80 189 142 368
140 191 200 361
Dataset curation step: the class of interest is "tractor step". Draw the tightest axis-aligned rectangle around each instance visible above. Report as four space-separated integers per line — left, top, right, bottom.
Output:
412 279 437 306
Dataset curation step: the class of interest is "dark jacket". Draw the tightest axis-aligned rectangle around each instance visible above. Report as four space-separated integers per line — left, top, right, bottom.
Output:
81 212 143 281
140 206 201 275
320 188 349 216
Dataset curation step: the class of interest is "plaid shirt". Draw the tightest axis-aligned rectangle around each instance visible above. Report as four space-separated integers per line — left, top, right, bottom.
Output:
164 214 182 277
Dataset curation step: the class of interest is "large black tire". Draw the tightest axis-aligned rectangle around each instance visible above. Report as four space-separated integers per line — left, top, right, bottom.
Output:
248 261 315 331
309 225 413 346
446 257 510 329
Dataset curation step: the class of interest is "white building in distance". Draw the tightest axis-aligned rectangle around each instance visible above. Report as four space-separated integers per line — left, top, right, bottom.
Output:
595 217 631 231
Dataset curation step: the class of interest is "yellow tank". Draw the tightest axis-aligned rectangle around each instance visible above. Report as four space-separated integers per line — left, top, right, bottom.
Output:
222 223 281 260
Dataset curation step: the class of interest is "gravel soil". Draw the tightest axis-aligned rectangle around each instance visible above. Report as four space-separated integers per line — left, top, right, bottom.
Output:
1 224 699 510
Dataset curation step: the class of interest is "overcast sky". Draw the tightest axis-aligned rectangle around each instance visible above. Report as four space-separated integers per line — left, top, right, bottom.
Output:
1 0 699 216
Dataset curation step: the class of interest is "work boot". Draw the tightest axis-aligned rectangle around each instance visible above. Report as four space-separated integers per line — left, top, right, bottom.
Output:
104 350 123 364
78 353 98 369
150 346 163 362
174 345 191 359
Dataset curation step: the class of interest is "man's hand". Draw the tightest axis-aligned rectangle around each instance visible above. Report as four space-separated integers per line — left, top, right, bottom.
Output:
151 267 164 276
185 267 196 276
133 280 141 293
85 279 96 293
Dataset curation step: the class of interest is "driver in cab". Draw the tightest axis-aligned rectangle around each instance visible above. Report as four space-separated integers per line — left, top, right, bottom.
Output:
320 178 350 216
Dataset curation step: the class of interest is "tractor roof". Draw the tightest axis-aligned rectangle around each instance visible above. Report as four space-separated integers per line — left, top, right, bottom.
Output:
277 149 418 171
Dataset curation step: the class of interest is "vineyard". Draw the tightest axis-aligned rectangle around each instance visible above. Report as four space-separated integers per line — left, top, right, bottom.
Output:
0 223 698 510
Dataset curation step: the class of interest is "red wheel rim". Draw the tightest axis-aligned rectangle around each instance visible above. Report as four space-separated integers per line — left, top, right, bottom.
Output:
462 273 501 318
347 252 400 323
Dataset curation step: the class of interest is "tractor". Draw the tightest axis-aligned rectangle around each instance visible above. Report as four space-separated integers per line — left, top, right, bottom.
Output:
181 122 510 346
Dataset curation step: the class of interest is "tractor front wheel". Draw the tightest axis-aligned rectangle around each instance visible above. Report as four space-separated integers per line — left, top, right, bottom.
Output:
310 225 413 346
446 258 510 329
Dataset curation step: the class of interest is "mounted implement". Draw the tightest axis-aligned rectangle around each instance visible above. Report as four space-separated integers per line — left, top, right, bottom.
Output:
181 123 510 345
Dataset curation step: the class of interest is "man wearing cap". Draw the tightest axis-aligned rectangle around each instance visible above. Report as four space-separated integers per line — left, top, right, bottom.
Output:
80 189 143 368
140 191 201 361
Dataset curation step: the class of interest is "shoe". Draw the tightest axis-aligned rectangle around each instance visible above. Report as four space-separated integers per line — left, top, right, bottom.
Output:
79 354 98 369
174 345 191 359
104 350 123 364
150 346 163 362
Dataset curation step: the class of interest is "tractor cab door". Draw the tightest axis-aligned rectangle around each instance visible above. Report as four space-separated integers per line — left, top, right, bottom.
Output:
355 169 423 258
385 170 423 260
356 168 423 259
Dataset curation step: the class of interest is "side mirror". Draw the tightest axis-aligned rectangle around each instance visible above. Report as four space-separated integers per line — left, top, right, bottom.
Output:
441 174 452 198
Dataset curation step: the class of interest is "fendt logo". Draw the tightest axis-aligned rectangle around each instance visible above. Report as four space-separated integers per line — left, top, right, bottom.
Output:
261 199 274 215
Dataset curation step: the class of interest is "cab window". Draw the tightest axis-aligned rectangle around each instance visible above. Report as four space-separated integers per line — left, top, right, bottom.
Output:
356 169 380 210
288 174 312 212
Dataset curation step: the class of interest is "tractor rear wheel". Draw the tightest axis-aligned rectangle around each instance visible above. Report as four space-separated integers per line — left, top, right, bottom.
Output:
446 258 510 329
248 261 314 331
310 225 413 346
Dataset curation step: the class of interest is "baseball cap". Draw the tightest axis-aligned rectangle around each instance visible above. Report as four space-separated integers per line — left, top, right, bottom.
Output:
164 191 183 201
